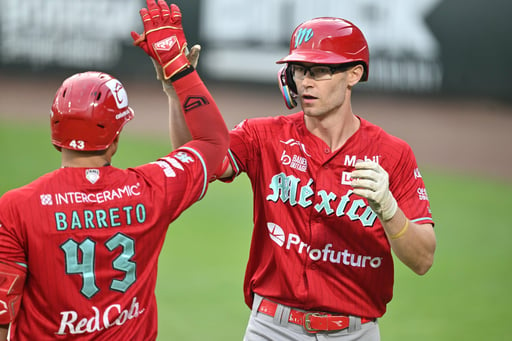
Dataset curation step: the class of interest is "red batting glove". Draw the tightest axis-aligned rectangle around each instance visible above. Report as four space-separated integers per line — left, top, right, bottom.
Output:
131 0 191 80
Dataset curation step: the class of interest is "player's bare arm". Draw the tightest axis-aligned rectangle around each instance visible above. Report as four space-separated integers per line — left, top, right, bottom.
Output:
0 325 7 341
384 214 435 275
351 160 436 275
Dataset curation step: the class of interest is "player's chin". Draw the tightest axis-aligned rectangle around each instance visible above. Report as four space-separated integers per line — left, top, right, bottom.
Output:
301 100 316 111
300 99 324 114
302 106 323 118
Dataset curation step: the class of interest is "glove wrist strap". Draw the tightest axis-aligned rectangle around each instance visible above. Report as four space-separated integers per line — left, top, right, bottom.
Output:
162 53 191 79
379 192 398 222
170 65 195 82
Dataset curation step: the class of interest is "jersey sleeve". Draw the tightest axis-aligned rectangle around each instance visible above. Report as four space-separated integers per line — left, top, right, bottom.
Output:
388 143 434 226
220 118 259 182
0 192 29 271
132 145 210 223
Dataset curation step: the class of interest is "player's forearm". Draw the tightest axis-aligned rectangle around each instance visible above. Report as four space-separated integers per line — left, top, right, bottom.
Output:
383 209 436 275
167 92 192 149
0 325 7 341
172 70 230 176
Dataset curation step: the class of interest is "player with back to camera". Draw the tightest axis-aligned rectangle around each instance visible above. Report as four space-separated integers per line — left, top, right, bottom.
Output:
147 15 437 341
0 1 229 340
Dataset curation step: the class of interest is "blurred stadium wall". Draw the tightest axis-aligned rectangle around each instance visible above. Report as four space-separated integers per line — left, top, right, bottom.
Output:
0 0 510 102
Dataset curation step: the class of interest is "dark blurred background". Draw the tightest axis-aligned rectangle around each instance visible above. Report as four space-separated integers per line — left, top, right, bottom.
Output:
0 0 510 103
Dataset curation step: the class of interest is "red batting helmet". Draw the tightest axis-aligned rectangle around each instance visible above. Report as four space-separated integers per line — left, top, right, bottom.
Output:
51 71 134 151
276 17 369 81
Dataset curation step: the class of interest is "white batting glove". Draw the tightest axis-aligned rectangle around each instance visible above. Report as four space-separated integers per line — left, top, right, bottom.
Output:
351 160 398 221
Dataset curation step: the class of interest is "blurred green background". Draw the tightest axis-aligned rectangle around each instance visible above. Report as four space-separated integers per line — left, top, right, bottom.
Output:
0 119 510 341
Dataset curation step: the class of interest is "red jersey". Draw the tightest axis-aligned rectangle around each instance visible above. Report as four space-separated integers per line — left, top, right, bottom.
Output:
224 112 434 318
0 146 208 340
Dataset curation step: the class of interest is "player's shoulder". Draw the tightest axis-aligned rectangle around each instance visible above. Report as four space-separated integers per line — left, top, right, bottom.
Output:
0 171 56 207
233 112 303 132
359 116 411 149
359 116 416 168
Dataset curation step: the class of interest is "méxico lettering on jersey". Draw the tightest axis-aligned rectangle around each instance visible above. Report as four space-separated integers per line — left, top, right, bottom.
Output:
266 172 378 227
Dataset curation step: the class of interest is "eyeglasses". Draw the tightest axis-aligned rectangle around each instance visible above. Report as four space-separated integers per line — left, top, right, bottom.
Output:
291 64 349 81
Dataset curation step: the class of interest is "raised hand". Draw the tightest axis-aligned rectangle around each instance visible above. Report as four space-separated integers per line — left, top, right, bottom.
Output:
131 0 190 80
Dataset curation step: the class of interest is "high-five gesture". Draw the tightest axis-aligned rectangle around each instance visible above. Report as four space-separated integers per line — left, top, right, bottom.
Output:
131 0 190 80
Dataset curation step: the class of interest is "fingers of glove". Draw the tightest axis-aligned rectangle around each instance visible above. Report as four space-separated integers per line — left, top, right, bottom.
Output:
354 160 381 172
170 4 182 23
355 161 389 183
131 31 150 52
131 31 143 45
139 7 151 24
352 188 378 202
351 177 378 193
131 31 148 48
187 44 201 68
131 32 151 55
352 161 388 185
351 166 381 184
147 0 160 20
158 0 170 18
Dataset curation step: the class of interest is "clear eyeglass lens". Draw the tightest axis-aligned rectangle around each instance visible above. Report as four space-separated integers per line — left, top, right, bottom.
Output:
292 65 333 81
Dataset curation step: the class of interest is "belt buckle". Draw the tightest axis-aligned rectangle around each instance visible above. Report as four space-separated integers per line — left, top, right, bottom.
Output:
304 312 324 333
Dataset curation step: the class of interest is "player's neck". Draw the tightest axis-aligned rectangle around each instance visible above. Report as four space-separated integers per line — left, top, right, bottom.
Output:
305 109 360 152
60 149 113 168
60 140 118 168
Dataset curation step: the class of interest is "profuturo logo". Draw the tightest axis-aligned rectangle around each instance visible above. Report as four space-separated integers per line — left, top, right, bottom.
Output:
266 222 383 269
267 222 285 246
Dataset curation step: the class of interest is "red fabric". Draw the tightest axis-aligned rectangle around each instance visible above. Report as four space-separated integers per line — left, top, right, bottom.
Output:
225 113 434 318
0 262 26 324
173 71 229 180
0 152 208 339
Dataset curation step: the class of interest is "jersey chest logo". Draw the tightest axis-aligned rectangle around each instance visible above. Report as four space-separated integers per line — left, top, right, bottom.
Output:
280 150 308 172
280 139 311 157
85 169 100 184
279 139 311 173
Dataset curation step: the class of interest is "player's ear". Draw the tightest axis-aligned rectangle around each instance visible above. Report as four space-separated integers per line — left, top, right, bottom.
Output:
347 64 364 86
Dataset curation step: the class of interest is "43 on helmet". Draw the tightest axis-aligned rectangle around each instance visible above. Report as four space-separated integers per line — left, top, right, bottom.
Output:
50 71 134 151
276 17 369 109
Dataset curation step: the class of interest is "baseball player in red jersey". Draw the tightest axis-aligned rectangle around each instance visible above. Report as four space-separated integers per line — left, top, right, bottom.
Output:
162 17 436 341
0 2 228 340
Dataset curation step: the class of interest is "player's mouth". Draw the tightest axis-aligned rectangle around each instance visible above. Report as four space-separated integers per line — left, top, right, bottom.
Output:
301 94 318 104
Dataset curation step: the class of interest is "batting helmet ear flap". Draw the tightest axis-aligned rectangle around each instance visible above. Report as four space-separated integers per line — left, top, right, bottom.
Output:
277 64 298 109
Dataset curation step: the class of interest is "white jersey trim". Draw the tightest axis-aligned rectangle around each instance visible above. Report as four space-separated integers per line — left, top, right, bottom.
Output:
179 146 208 200
227 149 241 177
